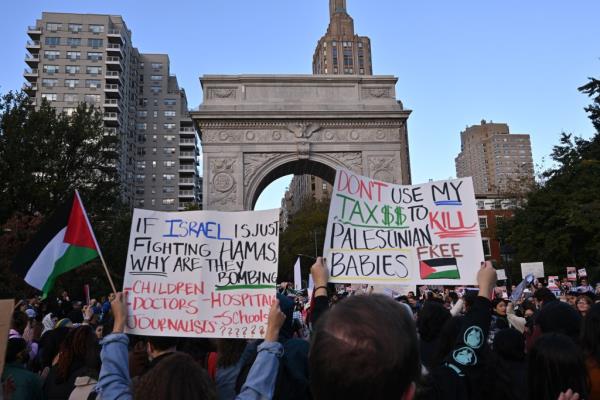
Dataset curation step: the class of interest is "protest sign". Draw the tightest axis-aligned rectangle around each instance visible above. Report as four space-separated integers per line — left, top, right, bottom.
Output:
548 276 559 289
567 267 577 281
496 269 507 281
578 268 587 278
123 208 279 339
293 257 301 290
520 262 544 279
323 169 484 285
0 299 14 375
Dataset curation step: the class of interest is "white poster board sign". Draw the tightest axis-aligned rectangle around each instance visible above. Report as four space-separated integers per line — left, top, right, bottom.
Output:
496 269 507 281
520 262 545 279
123 208 279 338
323 169 484 285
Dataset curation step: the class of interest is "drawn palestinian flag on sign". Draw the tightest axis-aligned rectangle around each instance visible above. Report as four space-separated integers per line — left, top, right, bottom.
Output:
420 258 460 279
12 192 100 298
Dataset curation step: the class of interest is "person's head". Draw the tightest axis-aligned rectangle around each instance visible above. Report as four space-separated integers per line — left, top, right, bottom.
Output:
533 288 557 308
56 325 100 381
309 294 419 400
566 292 578 307
417 301 450 343
492 298 507 316
580 278 589 286
147 336 178 360
216 339 248 368
580 303 600 364
493 328 525 362
135 352 216 400
576 295 593 316
5 338 29 364
10 311 28 335
448 291 458 304
94 324 103 340
536 300 581 341
527 333 588 400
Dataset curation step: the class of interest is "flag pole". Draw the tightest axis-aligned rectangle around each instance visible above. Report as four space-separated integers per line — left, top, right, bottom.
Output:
75 190 118 294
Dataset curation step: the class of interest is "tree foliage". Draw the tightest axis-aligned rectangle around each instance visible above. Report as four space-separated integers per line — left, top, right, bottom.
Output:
278 198 330 283
0 91 131 298
503 77 600 279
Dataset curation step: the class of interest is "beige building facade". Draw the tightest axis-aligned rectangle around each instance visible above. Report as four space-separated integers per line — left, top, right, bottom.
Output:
455 119 534 195
313 0 373 76
24 12 200 210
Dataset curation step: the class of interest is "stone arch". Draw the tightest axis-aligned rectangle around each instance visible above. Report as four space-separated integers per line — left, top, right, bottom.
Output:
244 152 360 210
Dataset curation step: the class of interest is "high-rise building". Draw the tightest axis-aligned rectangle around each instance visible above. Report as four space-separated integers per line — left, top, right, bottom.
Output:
24 12 201 210
455 119 534 195
312 0 373 75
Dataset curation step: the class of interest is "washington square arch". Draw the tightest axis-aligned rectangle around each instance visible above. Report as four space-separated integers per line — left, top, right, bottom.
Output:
191 74 412 211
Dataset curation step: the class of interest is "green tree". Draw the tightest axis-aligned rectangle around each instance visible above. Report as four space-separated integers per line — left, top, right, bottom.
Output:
278 198 330 283
503 77 600 280
0 91 130 298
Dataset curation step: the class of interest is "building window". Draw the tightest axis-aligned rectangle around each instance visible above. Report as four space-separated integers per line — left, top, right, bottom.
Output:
66 51 80 60
44 50 60 60
482 238 491 257
135 174 145 183
150 75 163 81
164 99 176 106
46 22 62 32
479 216 488 229
136 123 147 130
67 37 81 46
89 24 104 33
496 215 504 224
63 107 77 116
139 98 148 106
42 78 58 88
45 37 61 46
322 183 328 191
164 135 175 142
88 38 103 48
41 93 58 101
86 79 101 89
151 63 163 70
137 110 147 117
164 111 176 117
64 79 79 88
84 94 100 104
64 94 78 103
164 161 176 168
136 161 146 169
163 174 175 181
68 23 82 33
86 66 102 75
163 187 175 193
163 147 176 155
43 65 60 74
150 87 161 95
87 52 103 61
163 123 176 130
162 198 175 205
65 65 80 74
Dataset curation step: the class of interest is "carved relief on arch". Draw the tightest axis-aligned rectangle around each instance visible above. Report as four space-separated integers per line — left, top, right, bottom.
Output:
327 152 363 174
244 153 282 187
368 155 397 184
209 157 237 208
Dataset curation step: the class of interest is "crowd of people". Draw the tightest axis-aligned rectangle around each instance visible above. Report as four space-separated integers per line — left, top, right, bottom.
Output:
2 260 599 400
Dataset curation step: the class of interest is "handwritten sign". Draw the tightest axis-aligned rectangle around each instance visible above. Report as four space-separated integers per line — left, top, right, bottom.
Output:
0 299 14 375
496 269 507 281
521 262 545 279
323 169 484 285
123 208 279 339
577 268 587 278
548 276 559 289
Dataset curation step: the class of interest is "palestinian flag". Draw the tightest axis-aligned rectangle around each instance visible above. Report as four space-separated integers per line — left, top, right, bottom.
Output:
420 258 460 279
12 191 100 297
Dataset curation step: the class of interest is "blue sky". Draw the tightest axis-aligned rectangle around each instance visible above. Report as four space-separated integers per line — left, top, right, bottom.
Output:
1 0 598 210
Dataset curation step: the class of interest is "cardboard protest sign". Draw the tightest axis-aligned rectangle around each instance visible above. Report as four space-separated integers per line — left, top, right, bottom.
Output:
520 262 544 279
578 268 587 278
323 169 484 285
496 269 507 281
0 299 14 375
567 267 577 281
548 276 559 289
123 208 279 339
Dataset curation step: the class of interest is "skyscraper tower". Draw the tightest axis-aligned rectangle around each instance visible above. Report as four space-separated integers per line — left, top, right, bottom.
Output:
312 0 373 75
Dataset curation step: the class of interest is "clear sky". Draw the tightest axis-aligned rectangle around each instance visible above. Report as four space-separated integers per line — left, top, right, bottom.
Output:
1 0 598 210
